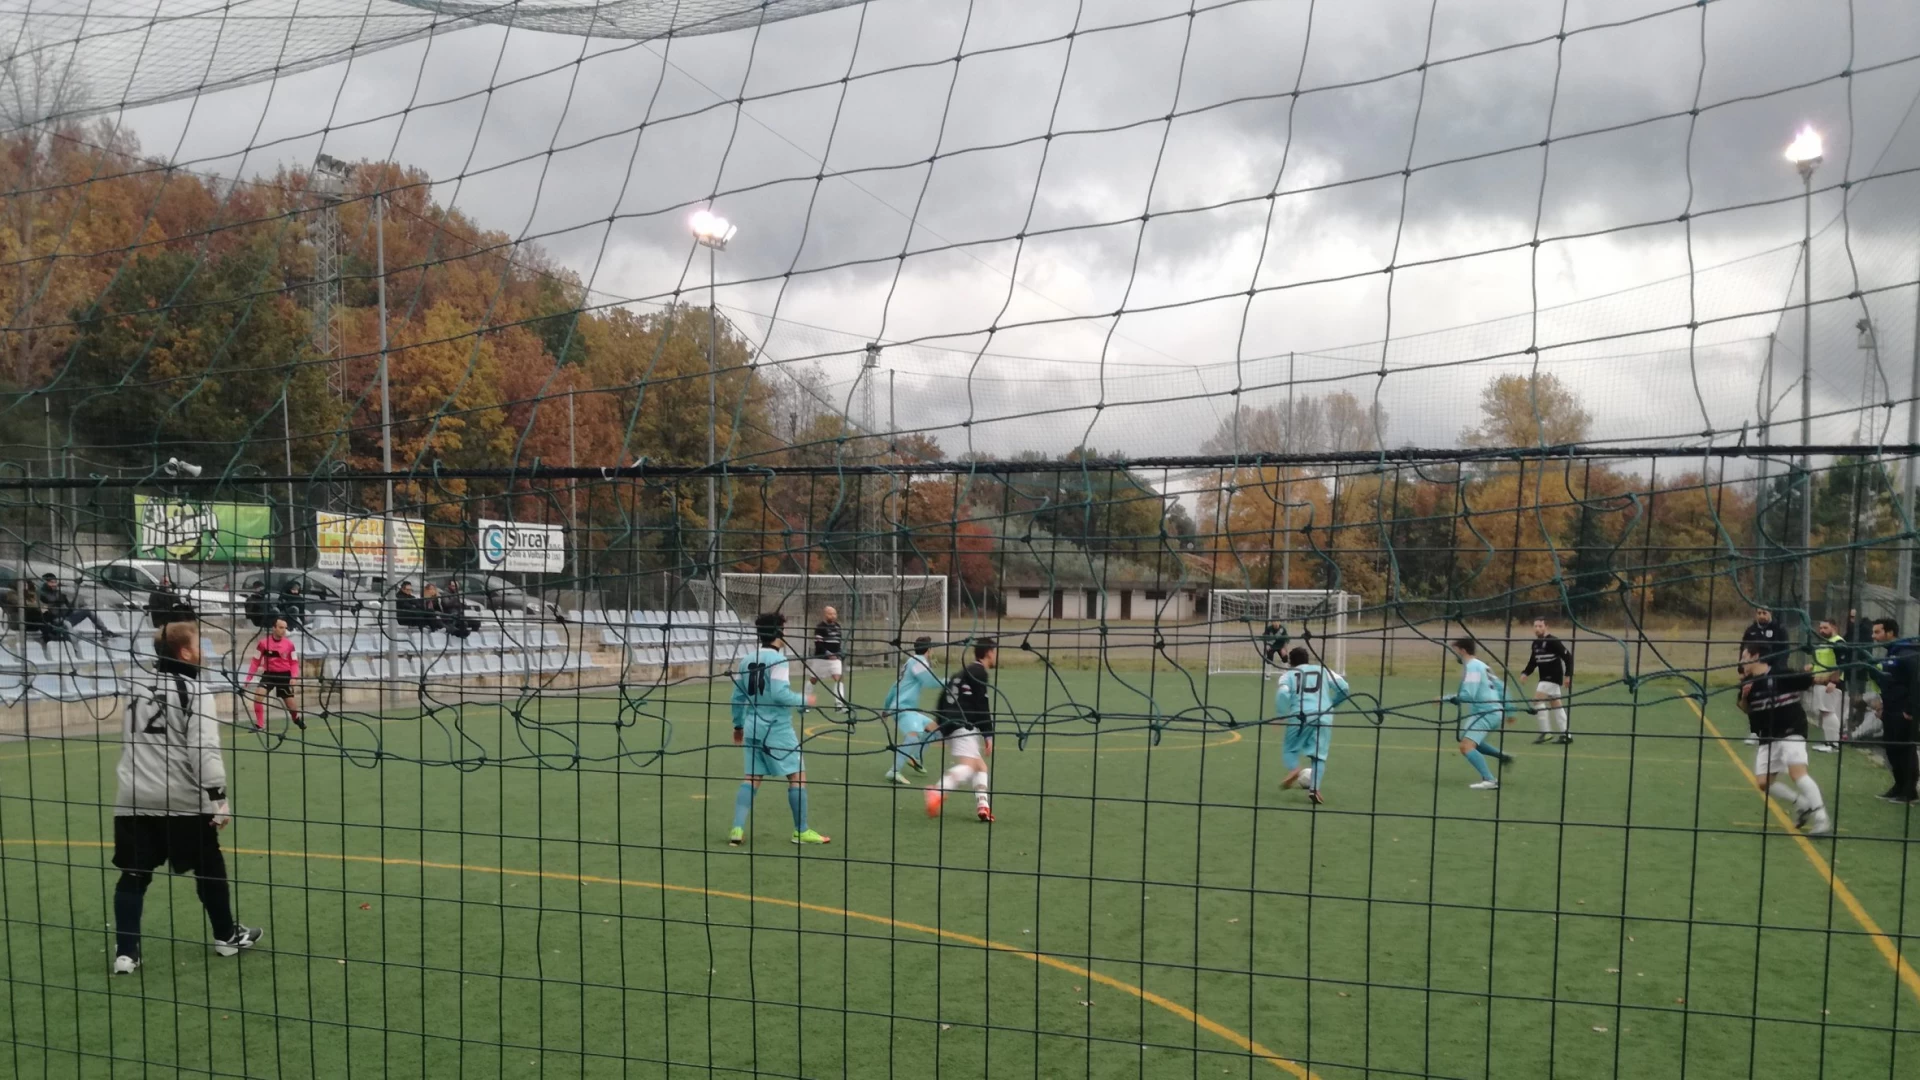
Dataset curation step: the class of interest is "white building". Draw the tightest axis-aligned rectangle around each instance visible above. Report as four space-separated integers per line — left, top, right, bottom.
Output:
1002 577 1203 621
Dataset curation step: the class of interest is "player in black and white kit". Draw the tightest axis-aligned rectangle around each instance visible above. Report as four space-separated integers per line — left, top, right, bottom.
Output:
807 605 850 714
1522 617 1573 745
110 621 263 974
1740 606 1787 745
926 637 998 823
1737 646 1832 835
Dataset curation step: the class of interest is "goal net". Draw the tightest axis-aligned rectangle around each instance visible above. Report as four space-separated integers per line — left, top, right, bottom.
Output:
697 573 949 668
1207 589 1356 676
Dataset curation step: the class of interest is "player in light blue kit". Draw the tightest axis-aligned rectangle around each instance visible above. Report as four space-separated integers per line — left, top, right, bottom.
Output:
1272 646 1349 805
728 613 829 847
1443 637 1515 790
882 636 944 784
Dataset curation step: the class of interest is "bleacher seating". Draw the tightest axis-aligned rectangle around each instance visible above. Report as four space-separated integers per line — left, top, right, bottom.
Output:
568 609 754 667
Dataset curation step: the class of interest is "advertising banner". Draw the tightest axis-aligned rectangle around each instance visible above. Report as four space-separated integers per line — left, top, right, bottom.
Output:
315 512 425 572
134 496 272 562
476 518 565 574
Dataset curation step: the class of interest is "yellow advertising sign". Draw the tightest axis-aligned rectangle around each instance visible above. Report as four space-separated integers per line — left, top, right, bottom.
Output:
315 512 425 572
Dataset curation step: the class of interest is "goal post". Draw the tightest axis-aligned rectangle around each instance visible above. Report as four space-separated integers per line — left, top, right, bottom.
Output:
701 573 950 668
1207 589 1357 676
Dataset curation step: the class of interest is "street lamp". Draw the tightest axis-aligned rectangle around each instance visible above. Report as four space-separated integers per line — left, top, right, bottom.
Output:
691 208 737 667
1785 125 1822 621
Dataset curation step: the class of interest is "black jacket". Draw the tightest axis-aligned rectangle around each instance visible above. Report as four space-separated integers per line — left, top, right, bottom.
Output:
396 594 438 628
1872 640 1920 722
1741 620 1787 670
146 586 192 628
1522 635 1572 684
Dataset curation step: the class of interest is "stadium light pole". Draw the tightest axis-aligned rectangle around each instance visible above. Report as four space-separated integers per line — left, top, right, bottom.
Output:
371 179 398 682
691 208 736 671
1786 125 1822 621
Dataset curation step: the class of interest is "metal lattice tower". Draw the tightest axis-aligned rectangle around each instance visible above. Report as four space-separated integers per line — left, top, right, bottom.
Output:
309 153 351 400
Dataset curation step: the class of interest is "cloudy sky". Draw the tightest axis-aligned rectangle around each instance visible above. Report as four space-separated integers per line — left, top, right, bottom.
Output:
19 0 1920 460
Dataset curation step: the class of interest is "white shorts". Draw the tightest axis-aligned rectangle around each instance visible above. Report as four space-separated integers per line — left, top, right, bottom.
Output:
806 657 843 681
1809 683 1841 717
945 730 987 763
1754 735 1809 776
1535 681 1563 700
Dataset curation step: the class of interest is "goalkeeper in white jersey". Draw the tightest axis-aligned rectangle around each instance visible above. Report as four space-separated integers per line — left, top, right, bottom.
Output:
110 622 262 974
1272 646 1349 805
882 636 944 784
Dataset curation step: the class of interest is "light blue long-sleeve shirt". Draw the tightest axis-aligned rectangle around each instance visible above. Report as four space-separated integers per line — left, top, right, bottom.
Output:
1273 664 1349 725
1447 657 1506 717
883 654 943 712
731 647 807 738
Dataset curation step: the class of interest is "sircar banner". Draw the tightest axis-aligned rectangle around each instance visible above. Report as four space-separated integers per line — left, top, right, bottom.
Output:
476 519 565 574
315 512 425 572
134 496 273 562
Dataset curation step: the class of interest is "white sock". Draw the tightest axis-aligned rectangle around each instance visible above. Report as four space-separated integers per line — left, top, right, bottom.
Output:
1794 774 1825 813
1553 705 1569 734
1535 704 1551 733
1769 781 1801 808
971 769 990 808
940 764 975 792
1820 711 1839 744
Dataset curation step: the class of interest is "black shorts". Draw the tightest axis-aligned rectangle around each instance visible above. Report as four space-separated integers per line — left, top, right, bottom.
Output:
259 671 294 699
113 815 227 878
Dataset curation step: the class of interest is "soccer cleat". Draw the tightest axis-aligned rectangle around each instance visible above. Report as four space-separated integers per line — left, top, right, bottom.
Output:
293 718 307 731
905 755 925 774
892 771 912 786
1555 734 1573 745
1532 733 1554 745
883 770 898 782
1795 805 1815 829
111 954 140 975
253 718 265 731
791 829 831 845
924 788 943 818
976 806 994 824
1469 779 1500 790
1307 789 1324 806
213 925 262 957
1805 811 1834 836
727 826 745 847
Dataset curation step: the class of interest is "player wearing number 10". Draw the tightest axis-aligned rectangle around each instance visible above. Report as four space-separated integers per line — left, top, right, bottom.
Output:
728 613 829 847
1273 646 1348 805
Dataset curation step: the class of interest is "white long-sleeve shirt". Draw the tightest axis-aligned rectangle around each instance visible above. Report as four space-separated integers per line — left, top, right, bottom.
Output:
115 663 228 816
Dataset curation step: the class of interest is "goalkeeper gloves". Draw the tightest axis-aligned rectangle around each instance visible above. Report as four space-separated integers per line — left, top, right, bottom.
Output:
207 787 231 829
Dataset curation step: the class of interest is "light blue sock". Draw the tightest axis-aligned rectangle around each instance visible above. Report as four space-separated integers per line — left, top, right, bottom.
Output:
1477 739 1510 763
788 787 809 832
731 782 756 830
894 726 916 772
1308 757 1326 789
1463 748 1495 782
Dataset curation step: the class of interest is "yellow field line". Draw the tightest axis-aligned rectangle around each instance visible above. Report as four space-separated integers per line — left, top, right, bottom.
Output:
1 837 1317 1079
1685 698 1920 1005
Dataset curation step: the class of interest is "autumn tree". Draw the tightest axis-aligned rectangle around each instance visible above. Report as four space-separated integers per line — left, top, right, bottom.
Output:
1461 371 1591 448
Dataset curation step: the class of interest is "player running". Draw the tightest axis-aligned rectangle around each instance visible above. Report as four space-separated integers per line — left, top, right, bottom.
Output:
1261 622 1291 673
1273 645 1349 804
1737 646 1832 834
808 605 850 714
1523 617 1572 745
882 636 944 784
244 617 304 731
729 613 829 847
111 621 263 974
927 637 998 823
1443 637 1515 790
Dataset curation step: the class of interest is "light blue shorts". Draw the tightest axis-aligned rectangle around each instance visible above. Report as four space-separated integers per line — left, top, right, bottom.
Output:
744 732 803 777
1459 711 1503 744
1282 721 1331 769
895 710 934 737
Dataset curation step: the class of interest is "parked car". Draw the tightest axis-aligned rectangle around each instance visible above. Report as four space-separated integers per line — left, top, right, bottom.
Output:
440 572 561 620
204 567 378 614
76 559 245 615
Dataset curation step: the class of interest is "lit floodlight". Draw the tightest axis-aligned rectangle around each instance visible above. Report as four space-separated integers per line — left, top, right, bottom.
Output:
690 208 738 250
1784 126 1823 171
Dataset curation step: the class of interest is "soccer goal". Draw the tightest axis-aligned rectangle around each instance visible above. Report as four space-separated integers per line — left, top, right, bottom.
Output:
699 573 949 667
1207 589 1358 676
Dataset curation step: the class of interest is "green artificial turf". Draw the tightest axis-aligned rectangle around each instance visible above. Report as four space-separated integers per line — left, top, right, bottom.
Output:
2 668 1918 1078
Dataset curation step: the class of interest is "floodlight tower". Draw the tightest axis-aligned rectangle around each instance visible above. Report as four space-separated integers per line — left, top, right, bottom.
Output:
1785 125 1822 618
691 207 737 613
310 152 353 400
